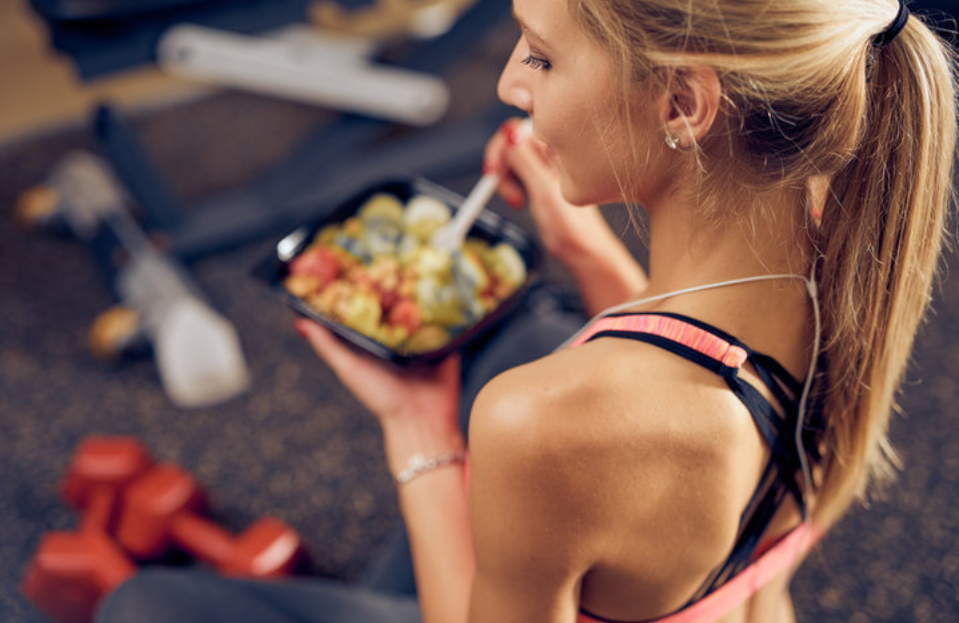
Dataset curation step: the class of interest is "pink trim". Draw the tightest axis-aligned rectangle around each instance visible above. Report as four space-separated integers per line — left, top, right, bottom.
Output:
569 315 747 369
577 523 823 623
471 312 816 622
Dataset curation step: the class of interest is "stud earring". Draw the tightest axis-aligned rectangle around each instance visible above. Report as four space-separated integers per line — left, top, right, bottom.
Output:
665 134 681 150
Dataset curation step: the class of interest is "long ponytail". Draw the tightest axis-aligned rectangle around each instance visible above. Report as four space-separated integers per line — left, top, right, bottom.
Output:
571 0 958 525
813 17 957 524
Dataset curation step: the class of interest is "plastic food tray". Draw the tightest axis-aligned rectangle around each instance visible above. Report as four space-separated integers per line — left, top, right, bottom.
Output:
252 178 542 366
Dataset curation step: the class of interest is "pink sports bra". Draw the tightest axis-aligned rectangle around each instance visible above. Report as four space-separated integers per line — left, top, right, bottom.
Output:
565 312 825 622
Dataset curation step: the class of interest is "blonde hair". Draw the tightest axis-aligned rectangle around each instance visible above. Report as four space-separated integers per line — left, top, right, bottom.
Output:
570 0 958 525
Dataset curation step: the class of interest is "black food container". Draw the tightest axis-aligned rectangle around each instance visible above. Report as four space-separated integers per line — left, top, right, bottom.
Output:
252 178 543 366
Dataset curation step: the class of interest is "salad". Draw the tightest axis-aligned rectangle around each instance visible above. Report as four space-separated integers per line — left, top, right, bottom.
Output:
283 192 527 354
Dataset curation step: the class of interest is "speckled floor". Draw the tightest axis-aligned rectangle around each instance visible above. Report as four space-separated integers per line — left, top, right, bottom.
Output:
2 20 959 623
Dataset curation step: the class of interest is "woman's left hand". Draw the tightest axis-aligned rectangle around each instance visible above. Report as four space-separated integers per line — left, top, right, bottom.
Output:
294 317 462 432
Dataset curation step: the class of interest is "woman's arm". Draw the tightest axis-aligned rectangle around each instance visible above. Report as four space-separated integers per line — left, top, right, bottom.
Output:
396 467 475 622
295 319 475 623
466 360 606 623
296 319 593 623
543 202 648 316
486 120 648 316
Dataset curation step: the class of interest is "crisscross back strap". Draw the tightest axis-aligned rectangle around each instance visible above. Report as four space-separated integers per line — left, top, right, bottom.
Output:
568 311 817 622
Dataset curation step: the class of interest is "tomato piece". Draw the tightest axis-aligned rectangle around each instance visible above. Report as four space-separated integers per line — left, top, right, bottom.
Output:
289 246 340 287
388 298 423 334
378 287 400 314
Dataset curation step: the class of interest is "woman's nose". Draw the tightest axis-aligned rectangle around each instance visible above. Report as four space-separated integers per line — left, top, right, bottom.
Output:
497 41 532 112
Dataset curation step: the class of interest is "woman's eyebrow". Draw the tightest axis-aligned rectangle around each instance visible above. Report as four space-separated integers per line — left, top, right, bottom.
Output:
511 7 549 49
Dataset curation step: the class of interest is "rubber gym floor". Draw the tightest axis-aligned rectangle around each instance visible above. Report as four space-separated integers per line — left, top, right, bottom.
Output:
2 5 958 622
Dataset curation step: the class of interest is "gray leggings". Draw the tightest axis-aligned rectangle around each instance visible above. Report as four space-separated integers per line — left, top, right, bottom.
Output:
97 290 583 623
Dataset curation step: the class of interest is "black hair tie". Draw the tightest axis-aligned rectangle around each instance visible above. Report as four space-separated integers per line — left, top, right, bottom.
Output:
874 0 910 48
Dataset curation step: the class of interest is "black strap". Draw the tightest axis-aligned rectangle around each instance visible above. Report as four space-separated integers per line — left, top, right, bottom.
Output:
585 329 727 376
582 312 816 604
585 312 803 408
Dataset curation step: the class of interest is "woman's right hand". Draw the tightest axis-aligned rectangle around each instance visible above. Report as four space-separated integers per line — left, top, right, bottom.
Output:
483 118 606 266
484 117 649 314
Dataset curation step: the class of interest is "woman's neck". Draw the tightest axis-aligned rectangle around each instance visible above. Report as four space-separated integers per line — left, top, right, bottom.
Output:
643 187 812 297
630 184 817 372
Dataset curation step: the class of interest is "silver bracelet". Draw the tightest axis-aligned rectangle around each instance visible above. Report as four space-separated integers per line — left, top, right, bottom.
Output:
394 450 467 485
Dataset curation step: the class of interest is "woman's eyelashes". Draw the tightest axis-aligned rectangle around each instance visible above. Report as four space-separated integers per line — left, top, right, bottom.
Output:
522 53 552 72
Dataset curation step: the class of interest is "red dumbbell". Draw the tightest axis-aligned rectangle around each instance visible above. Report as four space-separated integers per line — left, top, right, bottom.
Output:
21 436 153 623
59 436 155 526
116 463 305 577
22 491 136 623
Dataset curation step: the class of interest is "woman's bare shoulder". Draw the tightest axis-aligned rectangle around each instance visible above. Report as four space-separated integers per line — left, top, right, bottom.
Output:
468 337 767 607
470 336 757 464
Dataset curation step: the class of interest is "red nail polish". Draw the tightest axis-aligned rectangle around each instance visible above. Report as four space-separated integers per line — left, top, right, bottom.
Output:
505 124 520 145
508 195 525 209
482 162 495 175
294 320 309 338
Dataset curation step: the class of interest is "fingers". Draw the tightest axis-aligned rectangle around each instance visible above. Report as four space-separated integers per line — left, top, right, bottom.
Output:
436 352 462 387
482 120 511 177
485 121 525 209
483 118 561 211
487 118 548 209
498 173 527 209
504 138 558 201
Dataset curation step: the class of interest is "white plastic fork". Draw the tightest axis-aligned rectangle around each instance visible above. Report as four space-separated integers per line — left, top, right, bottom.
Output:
430 118 532 253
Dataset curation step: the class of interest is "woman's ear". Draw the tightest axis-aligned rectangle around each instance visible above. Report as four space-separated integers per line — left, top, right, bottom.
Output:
659 65 722 148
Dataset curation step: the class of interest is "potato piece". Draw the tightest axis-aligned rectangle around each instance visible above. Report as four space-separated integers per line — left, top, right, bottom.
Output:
283 273 321 298
341 290 383 336
358 193 405 225
409 246 453 279
308 279 354 316
375 323 410 349
485 243 527 287
403 194 451 230
453 249 490 298
404 324 451 353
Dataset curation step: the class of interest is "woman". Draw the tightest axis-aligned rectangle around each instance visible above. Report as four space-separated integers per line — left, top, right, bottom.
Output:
99 0 956 621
